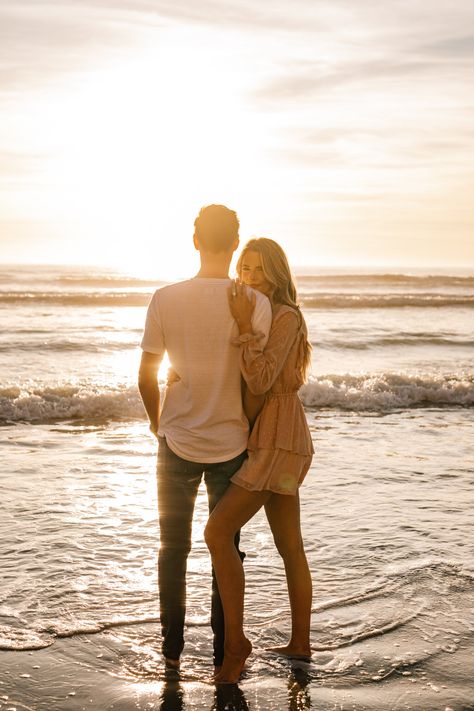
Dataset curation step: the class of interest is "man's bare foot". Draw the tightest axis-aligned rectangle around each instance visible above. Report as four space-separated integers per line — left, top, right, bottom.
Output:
215 638 252 684
266 644 311 661
165 657 180 670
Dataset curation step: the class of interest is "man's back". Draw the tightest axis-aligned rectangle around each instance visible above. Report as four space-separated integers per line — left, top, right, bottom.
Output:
141 277 271 462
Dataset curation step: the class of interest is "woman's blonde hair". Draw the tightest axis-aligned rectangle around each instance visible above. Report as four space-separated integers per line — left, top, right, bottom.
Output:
236 238 312 379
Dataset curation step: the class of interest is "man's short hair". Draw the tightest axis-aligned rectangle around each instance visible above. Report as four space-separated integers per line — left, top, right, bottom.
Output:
194 205 239 253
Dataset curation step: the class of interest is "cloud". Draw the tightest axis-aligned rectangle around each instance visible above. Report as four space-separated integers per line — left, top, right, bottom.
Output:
0 0 322 95
270 121 474 180
0 1 157 90
72 0 333 31
424 34 474 58
0 0 473 269
253 59 439 104
2 1 473 99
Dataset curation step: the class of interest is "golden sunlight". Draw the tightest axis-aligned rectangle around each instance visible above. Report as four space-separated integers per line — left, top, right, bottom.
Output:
33 34 272 277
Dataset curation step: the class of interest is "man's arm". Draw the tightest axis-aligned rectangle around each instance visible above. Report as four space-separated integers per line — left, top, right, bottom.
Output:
138 351 162 437
243 385 265 428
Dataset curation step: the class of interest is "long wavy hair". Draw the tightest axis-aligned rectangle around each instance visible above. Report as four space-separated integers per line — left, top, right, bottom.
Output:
236 238 312 380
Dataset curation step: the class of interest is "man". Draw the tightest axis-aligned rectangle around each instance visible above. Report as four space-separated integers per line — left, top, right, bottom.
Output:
138 204 272 671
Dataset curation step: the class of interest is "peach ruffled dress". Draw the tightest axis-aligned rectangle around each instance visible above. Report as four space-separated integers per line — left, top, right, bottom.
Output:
231 304 314 496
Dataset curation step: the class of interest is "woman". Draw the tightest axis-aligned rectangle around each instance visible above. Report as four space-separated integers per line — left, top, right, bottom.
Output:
204 238 314 683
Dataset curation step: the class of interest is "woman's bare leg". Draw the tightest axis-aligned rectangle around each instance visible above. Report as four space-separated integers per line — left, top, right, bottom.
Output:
264 492 312 657
205 484 270 682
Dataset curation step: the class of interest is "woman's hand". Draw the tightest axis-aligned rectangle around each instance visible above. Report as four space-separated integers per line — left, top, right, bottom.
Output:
227 280 256 334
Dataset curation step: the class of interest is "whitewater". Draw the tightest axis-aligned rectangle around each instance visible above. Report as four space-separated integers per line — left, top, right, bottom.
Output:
1 265 473 421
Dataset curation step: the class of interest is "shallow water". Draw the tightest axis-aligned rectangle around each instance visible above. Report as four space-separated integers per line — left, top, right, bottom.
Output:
1 265 473 709
1 409 474 709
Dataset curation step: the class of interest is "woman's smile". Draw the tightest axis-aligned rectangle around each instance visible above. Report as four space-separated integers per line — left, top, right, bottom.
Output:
240 250 273 297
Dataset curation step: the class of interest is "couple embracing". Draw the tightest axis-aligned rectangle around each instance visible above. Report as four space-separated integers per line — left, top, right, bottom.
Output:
138 204 314 683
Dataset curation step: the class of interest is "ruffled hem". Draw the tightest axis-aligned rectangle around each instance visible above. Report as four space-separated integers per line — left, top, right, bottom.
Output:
248 393 314 456
231 448 312 496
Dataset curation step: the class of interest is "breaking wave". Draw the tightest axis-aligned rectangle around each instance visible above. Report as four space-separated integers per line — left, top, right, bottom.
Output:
1 372 472 424
1 291 473 308
299 372 474 410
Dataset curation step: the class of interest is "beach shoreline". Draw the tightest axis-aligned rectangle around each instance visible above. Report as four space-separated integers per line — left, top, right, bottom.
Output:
1 625 474 711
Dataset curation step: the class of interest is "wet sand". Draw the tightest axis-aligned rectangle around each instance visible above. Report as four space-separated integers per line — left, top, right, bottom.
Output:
1 622 473 711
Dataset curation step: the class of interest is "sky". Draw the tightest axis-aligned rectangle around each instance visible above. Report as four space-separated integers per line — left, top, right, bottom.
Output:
0 0 473 276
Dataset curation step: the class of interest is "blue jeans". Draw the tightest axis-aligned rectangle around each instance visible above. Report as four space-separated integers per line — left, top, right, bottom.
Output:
156 436 247 666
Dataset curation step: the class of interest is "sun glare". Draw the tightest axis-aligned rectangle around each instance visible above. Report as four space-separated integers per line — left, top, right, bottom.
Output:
32 33 272 278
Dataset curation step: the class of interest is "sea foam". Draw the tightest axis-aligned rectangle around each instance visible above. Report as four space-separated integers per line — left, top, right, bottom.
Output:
299 372 474 410
1 372 472 424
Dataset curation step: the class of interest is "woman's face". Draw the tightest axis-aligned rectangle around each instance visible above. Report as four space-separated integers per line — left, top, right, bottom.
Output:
239 250 273 297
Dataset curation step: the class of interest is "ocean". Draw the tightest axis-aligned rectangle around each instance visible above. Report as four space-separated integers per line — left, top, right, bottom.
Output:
1 264 473 711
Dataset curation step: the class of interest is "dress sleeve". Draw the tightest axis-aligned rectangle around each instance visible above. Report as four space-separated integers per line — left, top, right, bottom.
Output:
238 310 299 395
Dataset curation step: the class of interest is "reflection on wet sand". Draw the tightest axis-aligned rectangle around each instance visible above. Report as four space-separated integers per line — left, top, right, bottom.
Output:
213 683 250 711
287 667 312 711
158 676 184 711
156 676 250 711
156 664 311 711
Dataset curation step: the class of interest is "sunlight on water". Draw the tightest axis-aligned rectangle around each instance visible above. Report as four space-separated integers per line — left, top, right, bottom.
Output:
1 412 473 708
1 265 473 709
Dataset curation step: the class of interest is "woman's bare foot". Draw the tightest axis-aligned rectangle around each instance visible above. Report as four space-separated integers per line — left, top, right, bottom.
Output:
266 644 311 661
215 638 252 684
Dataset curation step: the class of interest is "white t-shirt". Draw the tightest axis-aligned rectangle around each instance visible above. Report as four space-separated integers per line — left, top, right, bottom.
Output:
141 277 272 463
